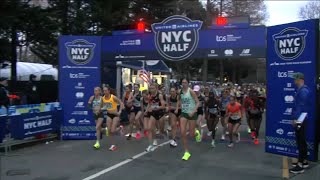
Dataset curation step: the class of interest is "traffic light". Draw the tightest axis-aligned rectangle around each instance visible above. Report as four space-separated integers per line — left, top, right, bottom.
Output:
216 16 228 26
137 21 145 32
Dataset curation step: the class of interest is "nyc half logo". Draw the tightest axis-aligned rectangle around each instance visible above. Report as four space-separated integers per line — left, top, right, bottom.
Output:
152 15 202 61
65 39 96 65
273 27 308 60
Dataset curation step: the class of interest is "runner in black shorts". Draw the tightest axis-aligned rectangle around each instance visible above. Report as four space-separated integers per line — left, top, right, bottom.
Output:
193 85 204 142
88 87 103 149
141 90 149 137
226 96 242 148
220 90 230 140
205 91 220 148
145 83 166 152
168 87 181 147
127 84 143 140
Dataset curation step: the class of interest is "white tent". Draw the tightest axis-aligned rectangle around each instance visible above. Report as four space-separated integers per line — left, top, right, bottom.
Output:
0 62 58 81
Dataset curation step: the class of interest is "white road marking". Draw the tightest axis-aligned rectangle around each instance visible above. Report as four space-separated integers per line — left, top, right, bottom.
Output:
82 140 170 180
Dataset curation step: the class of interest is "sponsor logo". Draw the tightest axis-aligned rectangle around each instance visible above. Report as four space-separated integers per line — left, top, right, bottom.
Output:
208 49 218 57
75 92 84 99
79 119 91 124
276 128 284 135
284 95 294 103
277 71 295 78
284 83 295 91
69 73 90 79
71 111 88 115
216 34 242 42
240 49 251 56
65 39 96 65
287 131 295 137
224 49 233 56
68 118 76 124
75 102 85 108
151 15 202 61
283 108 292 115
120 39 141 46
273 27 308 60
75 82 85 89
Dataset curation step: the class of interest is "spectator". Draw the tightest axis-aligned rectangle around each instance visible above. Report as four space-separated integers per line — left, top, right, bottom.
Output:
25 74 40 104
0 77 9 115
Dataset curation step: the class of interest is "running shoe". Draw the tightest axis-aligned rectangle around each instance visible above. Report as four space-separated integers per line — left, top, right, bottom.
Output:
228 143 234 148
211 140 216 148
93 142 100 149
292 162 309 168
221 134 226 141
156 130 160 135
105 127 109 136
207 131 212 137
182 152 191 161
170 139 178 147
236 133 241 143
251 131 256 139
195 129 201 142
225 131 229 135
109 145 117 151
247 128 251 134
127 134 132 140
153 139 158 146
136 132 141 140
254 138 259 145
167 126 172 131
290 165 304 174
146 145 155 152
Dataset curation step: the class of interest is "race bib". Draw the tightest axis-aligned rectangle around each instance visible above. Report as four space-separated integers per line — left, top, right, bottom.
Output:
231 114 241 120
151 103 159 109
209 108 218 114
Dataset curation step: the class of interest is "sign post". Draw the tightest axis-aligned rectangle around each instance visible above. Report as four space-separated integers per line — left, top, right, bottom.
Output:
266 19 319 165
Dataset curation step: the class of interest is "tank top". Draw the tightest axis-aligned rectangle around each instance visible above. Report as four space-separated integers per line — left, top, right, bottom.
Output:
92 96 102 112
169 95 178 109
132 91 142 107
221 96 230 111
180 88 196 113
227 102 241 120
149 92 161 109
207 92 219 114
102 95 118 112
142 97 148 110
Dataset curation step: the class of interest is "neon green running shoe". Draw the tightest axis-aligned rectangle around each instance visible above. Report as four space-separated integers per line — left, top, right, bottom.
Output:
247 128 251 134
195 129 201 142
182 152 191 161
93 142 100 149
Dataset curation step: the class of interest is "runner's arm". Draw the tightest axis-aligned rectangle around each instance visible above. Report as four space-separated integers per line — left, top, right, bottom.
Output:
127 92 134 103
159 94 166 110
114 96 124 114
87 96 94 109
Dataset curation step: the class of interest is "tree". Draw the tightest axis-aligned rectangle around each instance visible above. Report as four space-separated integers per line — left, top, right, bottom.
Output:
299 1 320 20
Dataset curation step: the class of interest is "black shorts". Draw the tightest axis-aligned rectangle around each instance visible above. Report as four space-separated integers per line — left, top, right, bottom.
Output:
228 118 241 125
103 112 118 120
146 110 163 120
93 112 103 120
197 107 204 115
130 106 141 114
220 110 226 117
170 109 181 117
247 112 262 119
208 113 218 119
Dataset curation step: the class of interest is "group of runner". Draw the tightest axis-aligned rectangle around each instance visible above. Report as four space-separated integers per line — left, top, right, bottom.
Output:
87 79 266 161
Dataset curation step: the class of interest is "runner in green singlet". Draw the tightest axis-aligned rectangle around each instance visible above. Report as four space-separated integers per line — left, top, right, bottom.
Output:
88 87 103 149
178 78 199 161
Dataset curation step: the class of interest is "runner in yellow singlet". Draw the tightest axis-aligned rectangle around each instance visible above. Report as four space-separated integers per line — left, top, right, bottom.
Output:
101 86 124 151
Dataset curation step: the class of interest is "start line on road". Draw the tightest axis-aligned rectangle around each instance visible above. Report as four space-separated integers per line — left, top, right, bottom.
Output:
82 141 171 180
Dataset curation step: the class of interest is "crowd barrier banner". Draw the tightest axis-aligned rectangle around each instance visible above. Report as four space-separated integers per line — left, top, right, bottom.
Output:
266 19 319 161
59 36 101 140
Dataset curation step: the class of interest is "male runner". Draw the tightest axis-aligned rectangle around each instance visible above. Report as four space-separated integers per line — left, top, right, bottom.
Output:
127 84 143 140
88 87 103 149
179 78 199 160
101 86 124 151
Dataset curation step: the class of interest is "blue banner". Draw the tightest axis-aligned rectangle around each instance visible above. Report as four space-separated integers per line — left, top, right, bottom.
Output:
59 36 101 140
102 17 265 61
266 19 319 161
10 111 60 139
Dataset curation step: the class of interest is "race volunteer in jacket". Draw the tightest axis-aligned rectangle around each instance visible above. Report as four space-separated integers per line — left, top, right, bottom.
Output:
290 72 311 174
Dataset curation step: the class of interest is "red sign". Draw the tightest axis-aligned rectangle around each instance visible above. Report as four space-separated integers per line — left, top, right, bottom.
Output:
216 17 228 26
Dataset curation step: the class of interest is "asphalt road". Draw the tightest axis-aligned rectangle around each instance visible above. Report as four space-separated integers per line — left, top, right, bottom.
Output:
1 115 319 180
